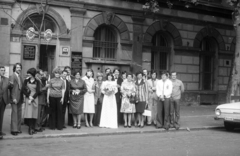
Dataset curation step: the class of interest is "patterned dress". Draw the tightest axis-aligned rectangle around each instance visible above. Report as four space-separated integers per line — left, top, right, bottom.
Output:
135 79 148 113
120 81 136 113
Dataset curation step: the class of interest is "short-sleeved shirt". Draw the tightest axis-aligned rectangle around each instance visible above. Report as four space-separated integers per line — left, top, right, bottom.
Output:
49 78 65 98
171 79 184 100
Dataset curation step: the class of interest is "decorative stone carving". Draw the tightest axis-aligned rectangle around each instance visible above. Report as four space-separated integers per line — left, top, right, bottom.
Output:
103 11 115 25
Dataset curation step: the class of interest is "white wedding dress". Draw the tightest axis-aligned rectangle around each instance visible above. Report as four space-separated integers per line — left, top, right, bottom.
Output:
99 81 118 129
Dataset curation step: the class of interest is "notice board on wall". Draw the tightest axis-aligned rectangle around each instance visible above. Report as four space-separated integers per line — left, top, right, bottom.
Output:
71 51 82 74
23 45 36 60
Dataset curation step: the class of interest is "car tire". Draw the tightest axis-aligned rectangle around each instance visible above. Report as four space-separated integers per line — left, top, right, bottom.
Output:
224 121 235 131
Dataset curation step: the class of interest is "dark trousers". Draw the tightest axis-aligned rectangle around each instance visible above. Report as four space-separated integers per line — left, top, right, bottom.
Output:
67 104 73 126
170 99 180 128
62 101 67 126
0 99 6 133
25 118 36 129
36 104 48 129
11 103 22 132
156 98 170 129
93 99 102 126
117 101 123 125
49 97 63 130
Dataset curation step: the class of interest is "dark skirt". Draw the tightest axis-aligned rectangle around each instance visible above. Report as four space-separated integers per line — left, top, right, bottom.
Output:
69 94 84 115
135 101 146 113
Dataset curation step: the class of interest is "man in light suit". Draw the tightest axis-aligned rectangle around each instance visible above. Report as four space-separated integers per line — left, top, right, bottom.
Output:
9 63 23 136
0 66 11 139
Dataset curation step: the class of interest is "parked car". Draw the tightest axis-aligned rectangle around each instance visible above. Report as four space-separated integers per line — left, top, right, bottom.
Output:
215 102 240 131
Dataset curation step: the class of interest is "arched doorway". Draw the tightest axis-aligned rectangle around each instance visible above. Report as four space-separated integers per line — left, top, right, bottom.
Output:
21 14 58 76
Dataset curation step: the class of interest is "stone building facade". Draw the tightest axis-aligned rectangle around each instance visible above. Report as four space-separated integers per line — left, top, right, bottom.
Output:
0 0 235 104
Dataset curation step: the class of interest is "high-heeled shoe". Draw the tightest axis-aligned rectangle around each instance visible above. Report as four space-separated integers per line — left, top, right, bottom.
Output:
77 125 81 129
85 123 89 127
73 123 77 128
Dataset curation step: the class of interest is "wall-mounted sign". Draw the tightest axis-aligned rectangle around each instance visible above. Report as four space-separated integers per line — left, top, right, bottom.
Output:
71 51 82 74
26 27 36 41
60 46 70 56
23 45 36 60
44 29 53 42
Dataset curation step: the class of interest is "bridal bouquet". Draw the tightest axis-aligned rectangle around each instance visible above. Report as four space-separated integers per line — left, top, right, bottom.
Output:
103 84 116 96
72 90 80 95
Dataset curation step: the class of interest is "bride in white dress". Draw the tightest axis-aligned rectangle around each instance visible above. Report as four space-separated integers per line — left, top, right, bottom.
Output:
99 73 118 129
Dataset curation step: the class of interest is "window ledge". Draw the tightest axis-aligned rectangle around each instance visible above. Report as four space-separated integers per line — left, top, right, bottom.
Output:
85 59 130 65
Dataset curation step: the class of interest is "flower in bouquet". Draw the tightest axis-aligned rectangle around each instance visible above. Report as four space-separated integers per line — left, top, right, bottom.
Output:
104 84 116 95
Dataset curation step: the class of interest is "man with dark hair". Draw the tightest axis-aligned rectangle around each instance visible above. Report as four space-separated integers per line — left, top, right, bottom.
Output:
0 66 11 139
103 68 111 81
9 63 23 136
170 71 184 130
64 66 74 81
64 66 73 126
61 70 70 128
113 68 123 125
35 69 48 132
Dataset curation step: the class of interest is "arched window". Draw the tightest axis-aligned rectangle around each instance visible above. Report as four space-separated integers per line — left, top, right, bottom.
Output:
200 37 218 90
151 31 170 76
22 14 56 32
93 25 117 60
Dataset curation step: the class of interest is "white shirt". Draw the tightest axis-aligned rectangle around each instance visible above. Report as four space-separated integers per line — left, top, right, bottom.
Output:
156 79 173 98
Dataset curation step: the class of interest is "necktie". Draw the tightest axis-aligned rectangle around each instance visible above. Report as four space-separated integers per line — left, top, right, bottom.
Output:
17 75 22 89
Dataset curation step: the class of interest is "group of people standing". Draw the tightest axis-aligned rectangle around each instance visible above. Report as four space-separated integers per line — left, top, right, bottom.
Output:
0 63 184 139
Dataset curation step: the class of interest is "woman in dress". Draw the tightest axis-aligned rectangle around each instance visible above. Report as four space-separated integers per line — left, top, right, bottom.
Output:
69 71 87 129
135 71 148 128
22 68 40 135
120 73 136 128
82 69 95 127
93 72 104 126
99 73 118 129
47 67 65 130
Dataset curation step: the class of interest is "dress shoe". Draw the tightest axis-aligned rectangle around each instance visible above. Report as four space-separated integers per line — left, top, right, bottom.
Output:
77 125 81 129
0 135 3 139
128 125 132 128
0 132 6 136
17 131 22 134
11 132 18 136
35 129 43 132
63 126 67 128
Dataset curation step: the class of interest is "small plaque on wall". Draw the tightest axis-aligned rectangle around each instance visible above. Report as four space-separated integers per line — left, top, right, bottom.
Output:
23 45 36 60
60 46 70 56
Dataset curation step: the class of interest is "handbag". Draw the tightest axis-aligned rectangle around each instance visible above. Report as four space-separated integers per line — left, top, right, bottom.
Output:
143 109 151 117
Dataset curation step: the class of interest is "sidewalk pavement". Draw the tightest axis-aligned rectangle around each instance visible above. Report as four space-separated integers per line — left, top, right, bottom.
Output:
1 105 224 140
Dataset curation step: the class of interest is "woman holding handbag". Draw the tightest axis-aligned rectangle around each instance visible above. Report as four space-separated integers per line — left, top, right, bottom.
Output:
22 68 40 135
120 73 136 128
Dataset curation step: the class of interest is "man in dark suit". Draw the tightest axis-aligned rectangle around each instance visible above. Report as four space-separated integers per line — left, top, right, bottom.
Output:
61 70 70 128
103 68 111 81
64 66 74 126
113 68 123 125
9 63 23 136
0 66 11 139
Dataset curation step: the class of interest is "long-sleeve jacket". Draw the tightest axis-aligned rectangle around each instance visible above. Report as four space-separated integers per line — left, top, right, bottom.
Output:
156 79 173 99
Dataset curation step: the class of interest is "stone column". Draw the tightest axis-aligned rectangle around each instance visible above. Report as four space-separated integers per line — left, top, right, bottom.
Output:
131 16 145 73
70 8 86 52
